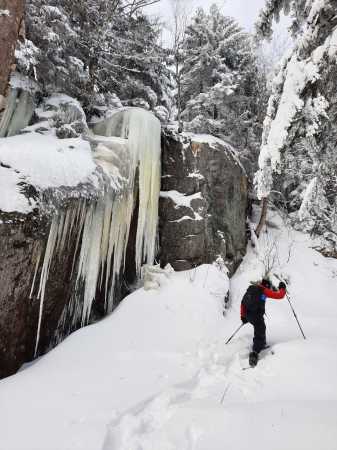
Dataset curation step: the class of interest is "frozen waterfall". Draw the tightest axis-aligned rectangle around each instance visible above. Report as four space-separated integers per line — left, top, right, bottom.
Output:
32 108 161 356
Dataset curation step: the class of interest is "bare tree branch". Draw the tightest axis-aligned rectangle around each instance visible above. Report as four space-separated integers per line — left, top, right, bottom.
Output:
122 0 160 16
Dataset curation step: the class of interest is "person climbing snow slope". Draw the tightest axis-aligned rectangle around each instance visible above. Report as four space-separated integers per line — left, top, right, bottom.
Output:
241 279 286 366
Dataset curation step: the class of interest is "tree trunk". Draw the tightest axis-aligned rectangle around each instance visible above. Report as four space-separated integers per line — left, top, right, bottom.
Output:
255 197 268 238
176 60 183 133
0 0 25 98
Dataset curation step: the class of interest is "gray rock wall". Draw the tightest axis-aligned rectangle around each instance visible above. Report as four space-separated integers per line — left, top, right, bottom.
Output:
160 130 248 274
0 215 43 378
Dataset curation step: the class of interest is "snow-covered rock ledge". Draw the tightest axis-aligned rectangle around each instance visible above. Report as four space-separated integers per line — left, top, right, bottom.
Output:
0 132 103 216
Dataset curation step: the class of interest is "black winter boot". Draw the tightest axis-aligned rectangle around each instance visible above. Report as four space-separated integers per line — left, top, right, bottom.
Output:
249 351 258 367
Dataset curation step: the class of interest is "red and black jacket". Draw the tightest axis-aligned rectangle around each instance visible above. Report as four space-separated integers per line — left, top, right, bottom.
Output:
240 285 286 318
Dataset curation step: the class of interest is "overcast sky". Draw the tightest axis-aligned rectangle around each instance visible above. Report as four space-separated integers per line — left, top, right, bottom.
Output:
146 0 267 33
146 0 291 59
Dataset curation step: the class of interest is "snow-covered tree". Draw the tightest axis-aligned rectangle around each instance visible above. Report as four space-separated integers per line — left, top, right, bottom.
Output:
255 0 337 254
255 0 307 41
180 4 267 167
22 0 171 116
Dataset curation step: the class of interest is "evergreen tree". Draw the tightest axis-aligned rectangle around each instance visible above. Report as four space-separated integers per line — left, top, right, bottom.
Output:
21 0 172 116
180 4 267 169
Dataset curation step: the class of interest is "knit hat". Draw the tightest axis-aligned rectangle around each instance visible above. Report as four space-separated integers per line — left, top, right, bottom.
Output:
261 278 271 288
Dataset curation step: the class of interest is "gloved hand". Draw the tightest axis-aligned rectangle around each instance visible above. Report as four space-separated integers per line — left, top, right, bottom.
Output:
241 317 248 324
279 281 286 290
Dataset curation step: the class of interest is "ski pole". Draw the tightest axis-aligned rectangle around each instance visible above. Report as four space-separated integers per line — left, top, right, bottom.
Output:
286 293 306 340
225 323 244 344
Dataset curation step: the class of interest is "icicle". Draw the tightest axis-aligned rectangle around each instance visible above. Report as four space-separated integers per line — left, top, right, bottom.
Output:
29 245 42 299
121 108 161 272
99 196 113 291
0 89 19 137
55 211 65 253
80 202 104 325
76 204 94 286
34 216 59 356
7 90 34 137
68 204 79 242
70 200 88 277
58 208 73 255
106 191 135 312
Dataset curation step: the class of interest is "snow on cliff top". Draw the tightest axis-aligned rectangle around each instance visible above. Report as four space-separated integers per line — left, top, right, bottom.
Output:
0 132 98 214
183 132 227 147
182 132 245 172
0 211 337 450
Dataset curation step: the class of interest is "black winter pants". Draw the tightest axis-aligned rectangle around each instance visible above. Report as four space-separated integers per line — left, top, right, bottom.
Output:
247 313 266 353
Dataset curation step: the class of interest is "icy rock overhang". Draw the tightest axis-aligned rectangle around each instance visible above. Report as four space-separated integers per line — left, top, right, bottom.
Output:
28 107 161 356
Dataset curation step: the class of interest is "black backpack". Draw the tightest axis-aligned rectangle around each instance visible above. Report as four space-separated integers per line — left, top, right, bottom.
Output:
241 284 264 314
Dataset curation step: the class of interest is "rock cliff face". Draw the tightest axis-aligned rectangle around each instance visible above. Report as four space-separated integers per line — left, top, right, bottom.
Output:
0 205 127 379
159 129 248 274
0 121 248 379
0 214 44 378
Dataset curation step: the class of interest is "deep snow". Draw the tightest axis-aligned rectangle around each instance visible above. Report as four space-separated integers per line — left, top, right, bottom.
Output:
0 211 337 450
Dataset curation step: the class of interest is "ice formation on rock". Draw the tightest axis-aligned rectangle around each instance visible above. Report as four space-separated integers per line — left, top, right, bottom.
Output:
0 89 34 137
32 108 161 355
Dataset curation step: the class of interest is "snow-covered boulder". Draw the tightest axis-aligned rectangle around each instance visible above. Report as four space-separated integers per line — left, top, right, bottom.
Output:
160 129 248 274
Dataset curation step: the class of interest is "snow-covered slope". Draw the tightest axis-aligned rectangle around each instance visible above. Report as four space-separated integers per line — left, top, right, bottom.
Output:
0 212 336 450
